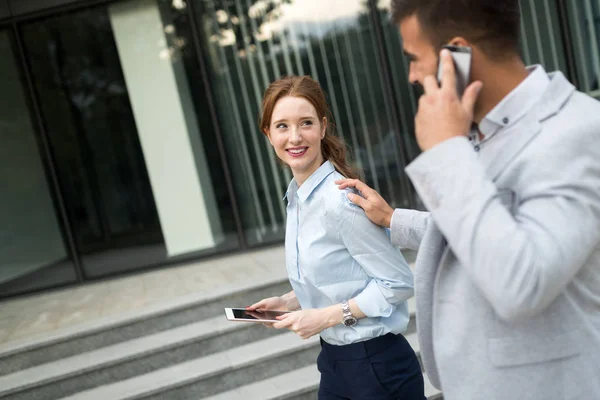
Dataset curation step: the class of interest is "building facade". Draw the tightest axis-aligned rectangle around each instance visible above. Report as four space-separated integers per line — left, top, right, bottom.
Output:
1 0 598 298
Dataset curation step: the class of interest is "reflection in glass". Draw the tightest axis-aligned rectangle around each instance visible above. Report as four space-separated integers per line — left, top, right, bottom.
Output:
377 0 421 163
0 30 76 297
567 0 600 97
21 0 239 278
199 0 415 246
518 0 568 73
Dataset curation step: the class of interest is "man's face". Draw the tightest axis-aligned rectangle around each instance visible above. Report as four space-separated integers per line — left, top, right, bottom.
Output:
399 15 438 88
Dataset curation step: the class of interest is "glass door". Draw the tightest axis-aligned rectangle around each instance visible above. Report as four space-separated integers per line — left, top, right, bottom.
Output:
0 28 77 297
20 0 239 278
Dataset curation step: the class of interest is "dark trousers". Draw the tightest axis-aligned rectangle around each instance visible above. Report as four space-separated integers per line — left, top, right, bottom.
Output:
317 333 425 400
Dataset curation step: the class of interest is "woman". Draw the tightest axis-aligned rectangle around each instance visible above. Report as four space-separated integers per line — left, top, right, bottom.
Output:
247 76 424 399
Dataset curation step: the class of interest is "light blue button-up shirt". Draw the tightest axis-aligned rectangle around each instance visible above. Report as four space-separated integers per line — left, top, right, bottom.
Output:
284 161 414 346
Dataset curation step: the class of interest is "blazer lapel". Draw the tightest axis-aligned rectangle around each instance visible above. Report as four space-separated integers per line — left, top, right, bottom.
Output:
486 72 576 182
485 116 542 181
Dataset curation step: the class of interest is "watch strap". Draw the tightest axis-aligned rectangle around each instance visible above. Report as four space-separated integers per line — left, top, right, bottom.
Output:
341 300 355 321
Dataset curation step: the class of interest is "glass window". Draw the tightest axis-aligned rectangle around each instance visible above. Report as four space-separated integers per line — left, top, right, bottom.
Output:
566 0 600 98
519 0 568 74
197 0 416 246
20 0 239 278
377 0 422 163
0 1 9 20
0 29 77 297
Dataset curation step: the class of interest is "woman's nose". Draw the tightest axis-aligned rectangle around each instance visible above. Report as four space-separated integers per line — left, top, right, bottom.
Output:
290 128 301 143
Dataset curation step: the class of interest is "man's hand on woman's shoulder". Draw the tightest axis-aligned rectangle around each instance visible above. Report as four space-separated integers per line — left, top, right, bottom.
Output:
335 179 394 228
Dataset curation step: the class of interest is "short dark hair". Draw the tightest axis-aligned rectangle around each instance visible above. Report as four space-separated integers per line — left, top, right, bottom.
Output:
391 0 521 59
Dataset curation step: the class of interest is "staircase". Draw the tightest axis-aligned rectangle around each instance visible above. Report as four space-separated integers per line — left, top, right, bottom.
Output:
0 276 441 399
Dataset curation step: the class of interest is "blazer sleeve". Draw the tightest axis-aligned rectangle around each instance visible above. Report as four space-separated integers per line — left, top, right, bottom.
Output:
405 135 600 322
389 208 430 250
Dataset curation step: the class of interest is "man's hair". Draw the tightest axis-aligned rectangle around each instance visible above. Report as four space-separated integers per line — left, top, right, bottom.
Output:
391 0 522 59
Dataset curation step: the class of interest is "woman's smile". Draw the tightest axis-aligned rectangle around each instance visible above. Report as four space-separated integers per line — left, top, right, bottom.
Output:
286 147 309 157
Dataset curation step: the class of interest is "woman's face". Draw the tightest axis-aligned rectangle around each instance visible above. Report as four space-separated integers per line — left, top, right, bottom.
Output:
266 96 326 185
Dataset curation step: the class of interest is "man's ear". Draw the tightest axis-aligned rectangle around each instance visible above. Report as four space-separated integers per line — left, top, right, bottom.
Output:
448 36 469 48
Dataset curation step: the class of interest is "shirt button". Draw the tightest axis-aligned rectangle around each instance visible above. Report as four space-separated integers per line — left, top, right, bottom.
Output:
474 145 481 152
503 117 510 124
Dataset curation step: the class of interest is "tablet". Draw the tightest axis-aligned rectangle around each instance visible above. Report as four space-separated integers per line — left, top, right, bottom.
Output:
224 308 289 323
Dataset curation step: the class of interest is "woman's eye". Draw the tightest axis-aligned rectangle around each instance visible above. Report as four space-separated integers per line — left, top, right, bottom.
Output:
302 120 313 126
276 123 287 129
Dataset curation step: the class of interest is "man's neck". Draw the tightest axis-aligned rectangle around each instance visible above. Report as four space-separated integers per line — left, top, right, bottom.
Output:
473 57 530 124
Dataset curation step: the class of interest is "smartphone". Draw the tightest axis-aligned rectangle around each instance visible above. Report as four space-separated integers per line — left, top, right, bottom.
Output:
224 307 290 323
437 45 472 98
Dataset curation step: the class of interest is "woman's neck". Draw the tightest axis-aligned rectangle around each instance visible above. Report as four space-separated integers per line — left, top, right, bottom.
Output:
293 158 326 187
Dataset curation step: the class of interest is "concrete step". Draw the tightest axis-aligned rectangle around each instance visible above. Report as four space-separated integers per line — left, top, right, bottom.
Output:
0 278 292 376
0 274 424 400
60 331 321 400
202 364 320 400
55 330 426 400
0 316 283 399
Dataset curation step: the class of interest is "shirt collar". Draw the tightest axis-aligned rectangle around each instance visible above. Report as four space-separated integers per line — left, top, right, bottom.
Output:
478 65 550 139
283 161 335 203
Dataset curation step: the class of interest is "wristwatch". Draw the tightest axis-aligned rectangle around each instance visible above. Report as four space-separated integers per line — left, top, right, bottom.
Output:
341 300 358 327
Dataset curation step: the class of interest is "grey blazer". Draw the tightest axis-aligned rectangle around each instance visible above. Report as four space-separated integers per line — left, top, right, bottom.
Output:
391 72 600 399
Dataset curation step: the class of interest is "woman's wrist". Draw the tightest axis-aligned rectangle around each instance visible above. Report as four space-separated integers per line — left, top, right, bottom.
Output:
322 304 344 329
281 292 300 311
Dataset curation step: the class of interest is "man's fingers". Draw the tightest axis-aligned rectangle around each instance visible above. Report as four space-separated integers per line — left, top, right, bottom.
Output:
423 75 439 94
440 49 457 93
462 81 483 114
336 179 377 200
347 192 370 210
335 179 372 194
334 178 351 186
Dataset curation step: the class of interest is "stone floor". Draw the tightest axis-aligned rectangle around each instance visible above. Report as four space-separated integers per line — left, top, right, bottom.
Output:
0 245 288 347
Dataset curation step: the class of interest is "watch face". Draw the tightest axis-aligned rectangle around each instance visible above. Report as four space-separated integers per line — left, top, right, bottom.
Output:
343 317 358 327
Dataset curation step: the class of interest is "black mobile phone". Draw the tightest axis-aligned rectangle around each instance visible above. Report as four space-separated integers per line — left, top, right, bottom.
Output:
437 45 472 98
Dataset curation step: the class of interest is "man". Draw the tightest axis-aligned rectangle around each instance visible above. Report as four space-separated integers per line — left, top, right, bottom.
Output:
337 0 600 399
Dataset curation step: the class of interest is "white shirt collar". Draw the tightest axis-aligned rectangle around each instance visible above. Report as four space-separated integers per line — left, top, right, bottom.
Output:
478 65 550 139
283 161 335 203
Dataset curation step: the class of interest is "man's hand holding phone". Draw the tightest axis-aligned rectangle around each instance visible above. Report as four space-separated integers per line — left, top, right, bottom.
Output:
415 48 483 152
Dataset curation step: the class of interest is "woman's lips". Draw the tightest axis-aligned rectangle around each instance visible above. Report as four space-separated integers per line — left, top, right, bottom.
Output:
286 147 308 158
